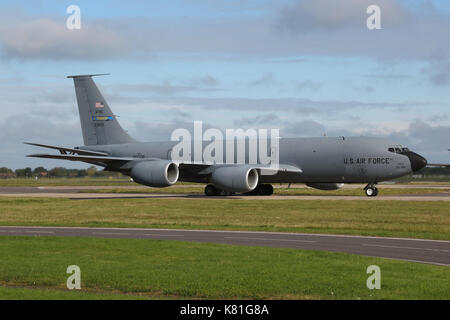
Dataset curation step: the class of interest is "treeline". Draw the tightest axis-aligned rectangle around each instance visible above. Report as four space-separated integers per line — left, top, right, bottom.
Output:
0 165 448 179
417 166 450 175
0 166 124 179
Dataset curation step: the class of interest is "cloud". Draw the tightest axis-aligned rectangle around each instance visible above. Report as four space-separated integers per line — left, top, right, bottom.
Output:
250 72 276 86
233 114 281 127
115 83 219 96
0 113 84 169
194 75 220 87
0 17 129 60
1 100 448 168
273 0 450 60
427 60 450 86
407 119 450 150
276 0 409 33
296 80 322 92
353 85 374 93
0 3 449 61
146 96 408 115
282 119 326 137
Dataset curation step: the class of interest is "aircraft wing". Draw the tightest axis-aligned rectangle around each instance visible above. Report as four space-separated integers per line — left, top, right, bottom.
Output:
179 162 302 175
254 163 303 174
26 141 303 176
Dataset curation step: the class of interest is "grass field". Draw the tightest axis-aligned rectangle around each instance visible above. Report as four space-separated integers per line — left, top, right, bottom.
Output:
0 178 132 187
0 236 448 300
1 180 449 300
0 178 199 187
79 186 450 196
0 197 449 240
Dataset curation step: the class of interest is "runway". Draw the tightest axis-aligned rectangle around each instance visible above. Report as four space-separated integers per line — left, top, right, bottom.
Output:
1 186 450 201
1 226 449 267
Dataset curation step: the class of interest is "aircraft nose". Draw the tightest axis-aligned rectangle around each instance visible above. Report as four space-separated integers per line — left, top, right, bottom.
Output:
406 151 427 172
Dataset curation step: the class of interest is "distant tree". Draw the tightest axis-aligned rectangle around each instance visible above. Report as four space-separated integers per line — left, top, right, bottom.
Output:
0 167 14 179
0 167 13 174
86 166 97 177
15 167 32 178
77 169 88 177
33 167 47 176
48 167 68 178
24 167 32 177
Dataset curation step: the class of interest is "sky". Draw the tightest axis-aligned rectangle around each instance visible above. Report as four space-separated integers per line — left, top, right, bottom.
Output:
0 0 449 169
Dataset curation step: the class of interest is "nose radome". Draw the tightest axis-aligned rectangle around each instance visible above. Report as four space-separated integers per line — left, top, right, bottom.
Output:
406 152 427 172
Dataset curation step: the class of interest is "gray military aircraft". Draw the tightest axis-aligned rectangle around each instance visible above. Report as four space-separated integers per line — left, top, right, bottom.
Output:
26 74 428 197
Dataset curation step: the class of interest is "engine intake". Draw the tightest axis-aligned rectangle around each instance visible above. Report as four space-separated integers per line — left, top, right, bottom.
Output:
211 166 259 193
130 160 179 187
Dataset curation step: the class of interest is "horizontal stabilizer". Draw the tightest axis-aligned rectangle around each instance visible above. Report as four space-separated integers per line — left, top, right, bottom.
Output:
67 74 110 78
27 153 134 163
24 142 109 156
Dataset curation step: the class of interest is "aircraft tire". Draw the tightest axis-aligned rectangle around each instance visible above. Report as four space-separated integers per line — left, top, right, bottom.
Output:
365 186 378 197
260 184 274 196
372 187 378 197
205 184 220 196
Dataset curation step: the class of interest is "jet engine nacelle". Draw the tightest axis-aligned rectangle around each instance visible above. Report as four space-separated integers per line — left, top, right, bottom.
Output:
211 166 259 193
130 160 179 187
305 183 344 190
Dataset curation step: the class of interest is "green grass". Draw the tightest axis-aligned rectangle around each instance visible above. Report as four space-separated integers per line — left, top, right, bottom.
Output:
0 236 448 300
276 187 450 196
0 197 449 240
78 186 205 194
80 186 450 196
0 286 153 300
0 178 136 187
0 178 199 187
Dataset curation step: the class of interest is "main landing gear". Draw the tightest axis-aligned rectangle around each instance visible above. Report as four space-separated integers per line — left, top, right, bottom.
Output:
244 184 274 196
364 183 378 197
204 184 234 196
204 184 274 196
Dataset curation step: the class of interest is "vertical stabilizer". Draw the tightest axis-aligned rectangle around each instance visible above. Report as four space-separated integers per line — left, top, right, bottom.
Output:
68 74 136 146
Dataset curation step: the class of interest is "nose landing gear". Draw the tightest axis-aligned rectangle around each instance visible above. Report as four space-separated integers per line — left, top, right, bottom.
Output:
364 183 378 197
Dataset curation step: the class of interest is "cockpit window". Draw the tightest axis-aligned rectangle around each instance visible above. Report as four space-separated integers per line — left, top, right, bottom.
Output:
388 146 410 154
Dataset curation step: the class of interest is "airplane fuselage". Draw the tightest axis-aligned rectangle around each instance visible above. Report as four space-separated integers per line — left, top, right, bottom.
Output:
81 136 418 184
28 75 428 196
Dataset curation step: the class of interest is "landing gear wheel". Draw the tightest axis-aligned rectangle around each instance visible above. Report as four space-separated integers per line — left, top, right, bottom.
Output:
205 184 220 196
260 184 274 196
245 184 274 196
204 184 234 196
364 185 378 197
